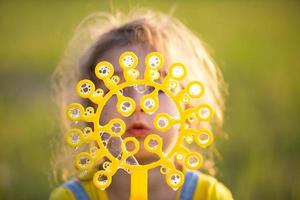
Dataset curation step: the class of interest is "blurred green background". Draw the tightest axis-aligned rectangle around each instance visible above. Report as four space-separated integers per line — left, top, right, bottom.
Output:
0 0 299 199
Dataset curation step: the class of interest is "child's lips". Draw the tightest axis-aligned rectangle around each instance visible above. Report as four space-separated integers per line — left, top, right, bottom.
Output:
126 122 151 138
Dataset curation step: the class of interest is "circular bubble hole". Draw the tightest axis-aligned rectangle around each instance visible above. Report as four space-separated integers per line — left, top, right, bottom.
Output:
149 55 161 68
97 173 108 185
69 107 81 118
170 173 181 185
102 162 110 170
188 155 199 167
148 138 159 149
70 131 81 144
125 140 136 152
99 65 110 76
80 83 91 94
198 132 209 144
122 55 135 67
188 83 203 97
111 122 122 134
121 101 132 112
198 106 211 120
79 156 90 167
144 98 155 110
157 116 169 128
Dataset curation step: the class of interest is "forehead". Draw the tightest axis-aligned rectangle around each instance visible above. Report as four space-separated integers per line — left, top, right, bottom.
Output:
96 44 168 74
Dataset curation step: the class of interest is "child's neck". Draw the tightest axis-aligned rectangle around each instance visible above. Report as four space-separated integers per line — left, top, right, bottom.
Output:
107 167 178 200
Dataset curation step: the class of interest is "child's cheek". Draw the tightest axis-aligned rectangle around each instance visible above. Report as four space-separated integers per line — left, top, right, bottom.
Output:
99 95 120 125
156 94 181 152
157 93 179 117
161 124 180 153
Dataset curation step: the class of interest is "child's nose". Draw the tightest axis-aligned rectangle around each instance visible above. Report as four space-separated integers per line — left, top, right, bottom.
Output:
122 86 144 113
128 87 143 102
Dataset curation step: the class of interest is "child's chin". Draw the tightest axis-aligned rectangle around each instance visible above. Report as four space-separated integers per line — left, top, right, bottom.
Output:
134 151 161 165
132 142 175 165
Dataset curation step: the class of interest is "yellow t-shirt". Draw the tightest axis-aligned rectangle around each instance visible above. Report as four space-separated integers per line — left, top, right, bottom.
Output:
49 171 233 200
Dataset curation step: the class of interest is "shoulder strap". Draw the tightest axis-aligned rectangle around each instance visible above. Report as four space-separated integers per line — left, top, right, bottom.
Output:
179 171 200 200
63 179 90 200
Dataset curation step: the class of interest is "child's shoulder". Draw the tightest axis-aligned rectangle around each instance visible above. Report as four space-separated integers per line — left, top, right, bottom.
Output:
49 179 107 200
49 172 233 200
49 183 75 200
193 171 233 200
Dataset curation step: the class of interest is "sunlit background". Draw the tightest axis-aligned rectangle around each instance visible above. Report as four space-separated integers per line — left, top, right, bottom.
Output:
0 1 299 199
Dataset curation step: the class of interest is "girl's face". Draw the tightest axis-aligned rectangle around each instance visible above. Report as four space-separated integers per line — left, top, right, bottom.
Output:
96 44 180 164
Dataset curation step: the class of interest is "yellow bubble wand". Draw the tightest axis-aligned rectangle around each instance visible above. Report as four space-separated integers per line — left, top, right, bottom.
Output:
65 52 214 200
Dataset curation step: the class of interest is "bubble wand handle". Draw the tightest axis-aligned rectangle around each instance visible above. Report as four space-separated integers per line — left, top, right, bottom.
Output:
130 168 148 200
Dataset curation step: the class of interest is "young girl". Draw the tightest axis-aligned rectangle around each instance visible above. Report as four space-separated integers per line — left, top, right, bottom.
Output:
50 8 233 200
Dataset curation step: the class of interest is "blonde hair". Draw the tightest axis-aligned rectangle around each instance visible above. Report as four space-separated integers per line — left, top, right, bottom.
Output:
51 8 227 183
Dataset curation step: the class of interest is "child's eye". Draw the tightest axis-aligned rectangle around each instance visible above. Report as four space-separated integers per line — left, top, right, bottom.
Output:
146 86 155 93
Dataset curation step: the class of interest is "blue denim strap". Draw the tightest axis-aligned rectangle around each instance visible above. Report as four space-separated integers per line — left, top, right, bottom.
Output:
63 179 90 200
179 171 200 200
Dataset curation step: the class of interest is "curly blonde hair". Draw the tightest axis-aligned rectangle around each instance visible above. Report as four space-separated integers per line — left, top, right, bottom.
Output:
51 8 227 183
